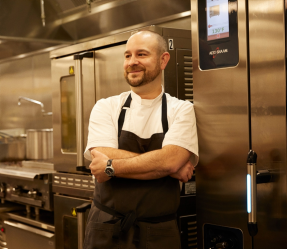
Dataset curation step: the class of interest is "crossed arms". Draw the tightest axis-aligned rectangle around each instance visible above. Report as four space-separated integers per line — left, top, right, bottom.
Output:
89 145 194 183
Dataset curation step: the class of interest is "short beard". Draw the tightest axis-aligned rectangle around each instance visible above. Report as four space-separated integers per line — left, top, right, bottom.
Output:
124 62 161 88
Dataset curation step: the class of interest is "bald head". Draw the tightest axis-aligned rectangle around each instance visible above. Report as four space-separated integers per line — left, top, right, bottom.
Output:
128 30 168 56
123 30 170 90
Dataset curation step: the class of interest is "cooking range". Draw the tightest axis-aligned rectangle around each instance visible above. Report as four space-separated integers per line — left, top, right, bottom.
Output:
0 162 55 249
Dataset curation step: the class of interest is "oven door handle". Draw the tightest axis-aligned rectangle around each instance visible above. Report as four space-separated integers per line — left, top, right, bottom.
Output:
76 202 91 249
4 220 54 238
74 51 94 169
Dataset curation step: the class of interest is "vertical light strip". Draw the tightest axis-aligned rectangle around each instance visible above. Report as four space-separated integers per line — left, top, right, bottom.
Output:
247 174 251 213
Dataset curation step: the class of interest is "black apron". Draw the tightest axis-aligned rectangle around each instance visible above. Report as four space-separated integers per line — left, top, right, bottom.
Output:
84 93 181 249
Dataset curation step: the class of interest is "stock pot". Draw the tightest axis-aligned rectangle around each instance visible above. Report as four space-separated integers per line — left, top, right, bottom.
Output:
26 129 53 160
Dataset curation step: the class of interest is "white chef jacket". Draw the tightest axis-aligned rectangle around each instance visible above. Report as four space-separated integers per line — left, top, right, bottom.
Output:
84 86 199 167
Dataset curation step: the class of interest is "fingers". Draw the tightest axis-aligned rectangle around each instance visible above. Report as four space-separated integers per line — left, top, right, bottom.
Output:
187 171 192 180
181 176 188 183
184 161 194 182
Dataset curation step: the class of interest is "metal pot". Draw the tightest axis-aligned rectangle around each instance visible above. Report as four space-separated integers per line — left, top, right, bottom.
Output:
0 132 26 161
26 129 53 160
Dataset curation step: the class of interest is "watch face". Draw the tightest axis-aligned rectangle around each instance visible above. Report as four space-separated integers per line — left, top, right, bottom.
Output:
105 167 114 176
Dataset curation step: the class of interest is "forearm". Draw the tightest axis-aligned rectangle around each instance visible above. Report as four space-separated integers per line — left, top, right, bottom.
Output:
95 147 193 182
113 145 191 180
90 147 139 159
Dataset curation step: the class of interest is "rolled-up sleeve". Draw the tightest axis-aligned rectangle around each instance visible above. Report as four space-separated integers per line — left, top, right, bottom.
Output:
162 100 199 167
84 98 118 161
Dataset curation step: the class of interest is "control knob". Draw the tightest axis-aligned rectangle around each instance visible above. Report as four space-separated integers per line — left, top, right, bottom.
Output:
12 186 21 195
28 189 38 199
0 183 6 198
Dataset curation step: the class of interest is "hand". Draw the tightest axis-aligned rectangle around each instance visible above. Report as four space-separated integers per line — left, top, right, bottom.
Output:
170 160 194 183
90 149 110 183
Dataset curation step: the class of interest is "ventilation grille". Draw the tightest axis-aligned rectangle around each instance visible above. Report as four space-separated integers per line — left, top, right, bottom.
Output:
183 55 193 102
176 49 193 103
179 215 197 249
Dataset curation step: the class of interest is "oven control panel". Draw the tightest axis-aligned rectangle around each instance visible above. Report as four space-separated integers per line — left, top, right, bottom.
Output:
52 173 94 199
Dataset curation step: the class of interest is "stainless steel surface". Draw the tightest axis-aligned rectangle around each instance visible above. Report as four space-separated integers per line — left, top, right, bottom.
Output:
50 26 148 59
191 0 250 247
6 212 55 232
52 173 94 199
192 0 287 248
50 25 191 59
0 166 54 211
4 220 54 238
0 165 55 180
40 0 46 27
54 194 91 248
248 0 287 247
0 0 191 61
22 161 54 170
77 212 85 249
75 59 85 167
0 53 53 130
51 0 190 43
247 163 256 223
26 129 53 160
18 96 52 116
11 194 43 207
4 219 55 249
52 54 94 172
0 138 26 162
0 0 72 61
95 44 130 101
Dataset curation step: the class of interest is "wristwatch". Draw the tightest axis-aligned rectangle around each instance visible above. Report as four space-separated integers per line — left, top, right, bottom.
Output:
105 159 115 177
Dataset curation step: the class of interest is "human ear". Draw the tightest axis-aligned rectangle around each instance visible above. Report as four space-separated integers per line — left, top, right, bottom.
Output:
160 52 170 70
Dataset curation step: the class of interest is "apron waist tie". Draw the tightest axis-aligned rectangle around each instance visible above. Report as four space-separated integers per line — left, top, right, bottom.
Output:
93 199 177 239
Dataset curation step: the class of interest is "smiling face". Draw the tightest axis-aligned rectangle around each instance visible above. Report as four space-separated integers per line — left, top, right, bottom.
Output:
123 32 163 88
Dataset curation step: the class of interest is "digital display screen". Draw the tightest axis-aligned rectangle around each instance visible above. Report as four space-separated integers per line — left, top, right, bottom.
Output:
206 0 229 41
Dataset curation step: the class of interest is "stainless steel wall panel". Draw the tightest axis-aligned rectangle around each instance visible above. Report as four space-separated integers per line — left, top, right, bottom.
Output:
249 0 287 247
0 53 52 131
191 0 250 248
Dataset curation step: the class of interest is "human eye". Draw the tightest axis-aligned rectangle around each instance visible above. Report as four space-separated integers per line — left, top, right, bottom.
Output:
125 54 131 59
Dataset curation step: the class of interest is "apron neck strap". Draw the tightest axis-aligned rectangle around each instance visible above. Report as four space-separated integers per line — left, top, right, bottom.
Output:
161 93 168 135
118 92 168 137
118 93 132 137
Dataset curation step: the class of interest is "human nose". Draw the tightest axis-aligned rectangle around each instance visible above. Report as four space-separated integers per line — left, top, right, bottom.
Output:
128 54 138 66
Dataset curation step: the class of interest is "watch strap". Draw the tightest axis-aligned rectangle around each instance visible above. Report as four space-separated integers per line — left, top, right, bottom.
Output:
107 159 113 166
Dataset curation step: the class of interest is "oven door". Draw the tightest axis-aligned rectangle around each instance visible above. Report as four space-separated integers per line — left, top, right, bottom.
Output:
52 53 95 173
4 220 55 249
52 44 130 174
54 194 91 249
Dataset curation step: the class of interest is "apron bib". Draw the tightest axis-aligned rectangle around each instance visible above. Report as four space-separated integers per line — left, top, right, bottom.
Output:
84 93 181 249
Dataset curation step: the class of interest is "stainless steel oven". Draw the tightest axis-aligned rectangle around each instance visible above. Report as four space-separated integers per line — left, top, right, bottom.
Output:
50 25 192 174
52 172 93 249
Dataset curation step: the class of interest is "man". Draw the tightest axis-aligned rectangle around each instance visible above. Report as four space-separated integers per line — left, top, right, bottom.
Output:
83 30 198 249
